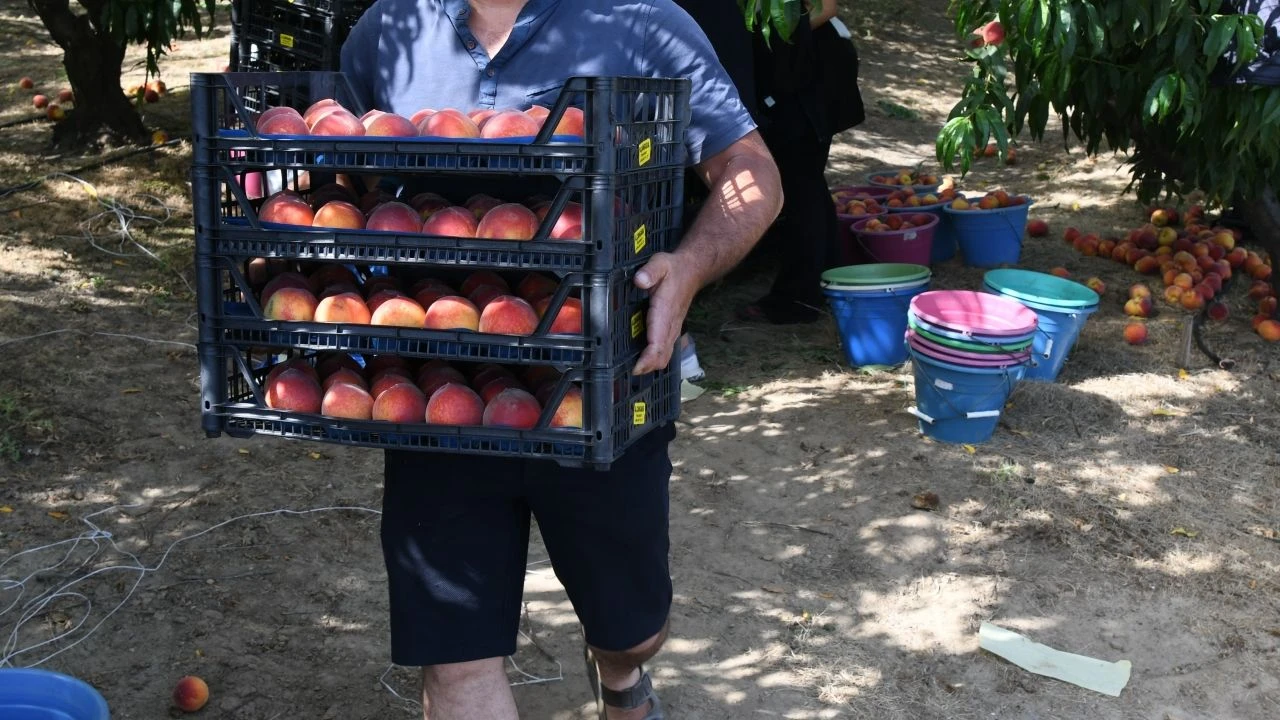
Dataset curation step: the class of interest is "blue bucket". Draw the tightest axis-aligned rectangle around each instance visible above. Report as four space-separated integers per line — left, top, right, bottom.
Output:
981 269 1101 382
0 669 110 720
907 350 1023 444
943 197 1033 267
824 281 930 367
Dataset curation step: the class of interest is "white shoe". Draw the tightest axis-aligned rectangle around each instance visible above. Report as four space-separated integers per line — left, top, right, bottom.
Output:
678 333 706 382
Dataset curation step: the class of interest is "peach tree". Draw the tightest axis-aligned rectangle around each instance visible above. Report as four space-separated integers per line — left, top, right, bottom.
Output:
27 0 215 147
936 0 1280 261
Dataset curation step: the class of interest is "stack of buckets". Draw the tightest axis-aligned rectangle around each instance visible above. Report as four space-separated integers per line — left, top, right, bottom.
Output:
822 263 932 368
905 290 1038 444
982 269 1100 382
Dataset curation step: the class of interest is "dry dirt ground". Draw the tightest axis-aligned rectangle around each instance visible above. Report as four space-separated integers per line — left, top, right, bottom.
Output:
1 0 1278 718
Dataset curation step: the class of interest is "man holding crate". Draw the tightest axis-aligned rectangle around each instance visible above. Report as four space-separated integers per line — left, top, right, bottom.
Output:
341 0 781 717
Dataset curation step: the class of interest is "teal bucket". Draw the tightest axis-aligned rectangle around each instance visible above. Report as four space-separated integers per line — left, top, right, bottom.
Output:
907 350 1024 444
943 197 1034 267
824 280 930 367
982 269 1100 382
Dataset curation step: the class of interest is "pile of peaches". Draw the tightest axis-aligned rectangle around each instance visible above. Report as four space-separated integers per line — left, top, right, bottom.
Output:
1059 205 1278 341
882 186 960 208
255 185 582 241
252 263 583 336
253 98 584 139
859 214 933 233
868 168 940 187
262 352 582 429
948 189 1028 210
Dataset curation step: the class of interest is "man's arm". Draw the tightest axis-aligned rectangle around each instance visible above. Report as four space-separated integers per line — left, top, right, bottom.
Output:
632 130 783 374
809 0 838 28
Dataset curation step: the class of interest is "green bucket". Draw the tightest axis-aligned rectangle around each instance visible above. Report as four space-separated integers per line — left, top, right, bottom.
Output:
821 263 931 288
908 318 1036 353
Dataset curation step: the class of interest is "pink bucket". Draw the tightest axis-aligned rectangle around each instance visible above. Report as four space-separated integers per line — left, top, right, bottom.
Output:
850 213 938 265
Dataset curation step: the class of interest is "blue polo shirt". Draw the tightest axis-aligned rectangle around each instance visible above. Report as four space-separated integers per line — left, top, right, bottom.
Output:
340 0 756 165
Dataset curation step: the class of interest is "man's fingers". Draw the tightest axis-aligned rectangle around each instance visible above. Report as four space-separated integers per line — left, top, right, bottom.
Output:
634 254 672 291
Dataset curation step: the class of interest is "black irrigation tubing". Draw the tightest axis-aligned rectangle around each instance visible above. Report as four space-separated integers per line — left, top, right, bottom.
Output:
0 114 47 130
0 136 186 200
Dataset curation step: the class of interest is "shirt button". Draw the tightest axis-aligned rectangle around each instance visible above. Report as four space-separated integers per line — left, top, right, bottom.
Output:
466 40 476 50
486 68 495 77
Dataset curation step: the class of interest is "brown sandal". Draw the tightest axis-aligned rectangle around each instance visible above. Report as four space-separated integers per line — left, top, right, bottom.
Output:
584 644 665 720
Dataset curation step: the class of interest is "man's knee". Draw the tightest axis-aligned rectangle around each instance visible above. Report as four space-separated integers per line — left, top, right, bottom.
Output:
590 621 669 668
422 657 506 692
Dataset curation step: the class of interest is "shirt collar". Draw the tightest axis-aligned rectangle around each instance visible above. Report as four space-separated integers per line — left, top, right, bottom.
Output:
440 0 562 24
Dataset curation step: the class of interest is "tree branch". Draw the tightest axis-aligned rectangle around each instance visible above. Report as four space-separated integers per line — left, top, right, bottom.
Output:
26 0 79 49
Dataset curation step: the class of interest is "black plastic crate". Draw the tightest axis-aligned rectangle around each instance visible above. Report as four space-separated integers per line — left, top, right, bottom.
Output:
231 0 371 72
189 72 691 176
198 345 680 469
192 164 682 273
198 256 652 368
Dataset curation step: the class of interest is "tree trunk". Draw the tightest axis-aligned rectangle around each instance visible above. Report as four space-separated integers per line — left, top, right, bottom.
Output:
1239 184 1280 265
27 0 149 149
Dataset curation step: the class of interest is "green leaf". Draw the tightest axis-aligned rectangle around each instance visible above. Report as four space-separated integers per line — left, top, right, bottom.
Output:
1203 15 1234 64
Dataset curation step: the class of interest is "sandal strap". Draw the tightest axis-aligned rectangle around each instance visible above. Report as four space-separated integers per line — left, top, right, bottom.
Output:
598 669 656 711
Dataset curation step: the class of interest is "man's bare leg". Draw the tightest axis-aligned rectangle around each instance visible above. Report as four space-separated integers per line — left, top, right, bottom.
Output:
421 657 517 720
589 622 669 720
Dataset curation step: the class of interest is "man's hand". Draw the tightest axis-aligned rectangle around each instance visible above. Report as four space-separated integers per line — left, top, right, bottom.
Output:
632 252 700 375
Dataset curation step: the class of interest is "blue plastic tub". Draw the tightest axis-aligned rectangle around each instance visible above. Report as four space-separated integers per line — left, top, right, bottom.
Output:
943 198 1033 267
985 289 1097 382
908 350 1024 444
825 281 930 367
0 669 110 720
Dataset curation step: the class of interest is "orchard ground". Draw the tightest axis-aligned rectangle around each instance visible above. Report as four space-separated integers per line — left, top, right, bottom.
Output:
0 0 1277 718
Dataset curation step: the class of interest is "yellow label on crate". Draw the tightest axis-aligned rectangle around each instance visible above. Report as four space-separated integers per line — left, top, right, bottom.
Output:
632 401 648 426
638 138 652 166
280 33 295 48
633 224 647 254
630 311 644 338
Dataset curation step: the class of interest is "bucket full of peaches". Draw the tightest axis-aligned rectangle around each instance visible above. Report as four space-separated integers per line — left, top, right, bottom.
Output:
883 185 964 264
849 213 939 266
831 186 890 265
941 190 1034 268
866 167 942 195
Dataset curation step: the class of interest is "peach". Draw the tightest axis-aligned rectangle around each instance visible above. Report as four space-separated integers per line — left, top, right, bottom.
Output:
260 191 315 226
469 108 499 126
419 108 480 138
480 109 540 138
1123 296 1152 318
315 291 372 324
310 182 359 209
370 296 427 328
322 367 368 392
478 375 525 404
424 295 481 330
313 200 366 229
308 264 359 293
57 88 73 103
256 106 309 135
534 296 583 334
370 369 414 400
363 112 418 136
311 108 366 136
538 201 584 240
409 108 436 126
372 383 428 423
548 385 583 428
525 104 551 122
1251 263 1273 281
321 381 374 419
421 206 479 237
1129 283 1152 300
468 284 507 310
1259 319 1280 341
366 289 406 314
419 366 469 397
1207 301 1230 322
415 358 453 384
303 98 343 125
365 201 423 233
32 94 48 109
172 676 210 713
1134 256 1161 275
264 286 319 321
1226 247 1249 268
18 77 34 90
482 388 542 429
1084 277 1106 295
1260 296 1279 316
1063 227 1081 244
1025 219 1049 237
1162 284 1184 305
1172 272 1195 290
516 273 559 303
316 353 363 379
266 357 319 386
553 106 585 137
426 383 486 425
470 365 515 391
1049 267 1070 278
410 192 452 219
465 194 506 219
260 271 310 306
265 368 323 413
1180 289 1205 311
413 286 451 309
1122 323 1147 345
477 203 539 240
409 277 455 296
460 270 510 297
478 295 539 335
365 354 409 378
319 282 361 300
363 276 403 298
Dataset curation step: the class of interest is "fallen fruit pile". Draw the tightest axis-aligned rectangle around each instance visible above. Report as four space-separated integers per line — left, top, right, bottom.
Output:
262 353 583 428
255 264 582 335
1056 205 1278 341
255 98 584 139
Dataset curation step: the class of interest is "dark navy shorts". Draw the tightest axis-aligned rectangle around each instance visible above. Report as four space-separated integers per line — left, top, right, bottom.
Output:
380 424 676 667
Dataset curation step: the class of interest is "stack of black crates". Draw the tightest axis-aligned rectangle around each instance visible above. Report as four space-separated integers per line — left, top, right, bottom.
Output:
191 71 691 468
229 0 373 72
